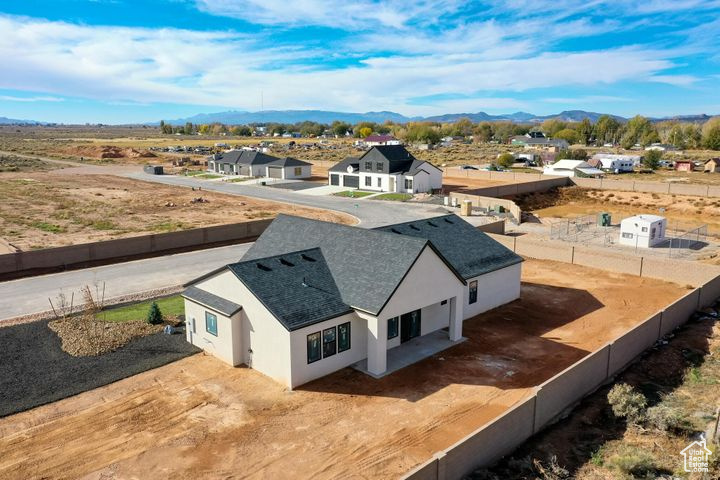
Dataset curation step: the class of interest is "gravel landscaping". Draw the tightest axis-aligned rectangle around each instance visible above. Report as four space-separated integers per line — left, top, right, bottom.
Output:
0 319 200 418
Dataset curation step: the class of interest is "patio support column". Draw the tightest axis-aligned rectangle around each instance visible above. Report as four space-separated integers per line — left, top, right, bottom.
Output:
448 297 463 342
366 316 387 375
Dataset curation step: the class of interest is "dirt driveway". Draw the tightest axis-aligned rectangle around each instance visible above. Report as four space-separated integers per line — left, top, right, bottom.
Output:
0 259 686 479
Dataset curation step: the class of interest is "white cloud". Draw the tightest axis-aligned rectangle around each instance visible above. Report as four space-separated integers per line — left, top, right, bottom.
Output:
542 95 633 104
647 74 699 86
0 95 64 102
0 8 712 116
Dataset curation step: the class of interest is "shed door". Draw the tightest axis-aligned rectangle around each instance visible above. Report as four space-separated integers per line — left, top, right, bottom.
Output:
267 166 283 178
330 174 340 186
343 175 359 189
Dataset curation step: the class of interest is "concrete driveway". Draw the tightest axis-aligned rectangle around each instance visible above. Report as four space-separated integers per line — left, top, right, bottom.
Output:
123 172 452 228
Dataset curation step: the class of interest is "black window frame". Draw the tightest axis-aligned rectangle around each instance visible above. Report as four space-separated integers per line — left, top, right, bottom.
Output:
365 176 371 187
364 161 372 171
205 311 218 336
387 316 399 339
323 327 337 358
469 280 478 304
404 178 413 190
337 322 351 353
376 177 382 188
375 162 383 172
307 331 321 364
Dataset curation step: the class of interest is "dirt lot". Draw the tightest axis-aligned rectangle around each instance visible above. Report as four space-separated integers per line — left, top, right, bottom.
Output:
0 259 687 480
442 175 511 194
0 171 355 250
517 186 720 234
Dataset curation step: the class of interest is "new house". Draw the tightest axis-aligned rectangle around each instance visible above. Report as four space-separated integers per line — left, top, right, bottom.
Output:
182 214 522 388
363 134 401 146
209 150 312 179
328 145 442 193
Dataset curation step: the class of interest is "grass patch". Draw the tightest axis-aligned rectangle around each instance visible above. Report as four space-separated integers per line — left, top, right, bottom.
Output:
152 221 186 232
333 190 375 198
371 193 413 202
91 220 116 230
183 170 207 176
31 221 66 233
100 295 184 323
194 173 223 179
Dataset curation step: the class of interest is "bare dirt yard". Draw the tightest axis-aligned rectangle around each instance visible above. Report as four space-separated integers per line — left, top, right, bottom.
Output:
0 171 355 250
442 175 512 194
0 259 687 480
517 186 720 234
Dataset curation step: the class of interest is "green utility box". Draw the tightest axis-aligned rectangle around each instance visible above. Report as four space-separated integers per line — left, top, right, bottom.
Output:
597 212 612 226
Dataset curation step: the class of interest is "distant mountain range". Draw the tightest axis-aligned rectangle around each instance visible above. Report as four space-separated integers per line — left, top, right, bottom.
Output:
0 110 716 126
0 116 41 125
159 109 715 126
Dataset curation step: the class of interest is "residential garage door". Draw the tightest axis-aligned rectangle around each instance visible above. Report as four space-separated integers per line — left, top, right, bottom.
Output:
239 165 250 176
343 175 359 188
267 166 283 179
330 174 340 186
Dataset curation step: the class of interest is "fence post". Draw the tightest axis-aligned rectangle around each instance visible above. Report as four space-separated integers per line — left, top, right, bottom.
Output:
435 451 447 480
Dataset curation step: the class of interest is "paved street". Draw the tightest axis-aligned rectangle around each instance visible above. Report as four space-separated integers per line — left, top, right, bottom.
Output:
123 171 451 228
0 243 252 321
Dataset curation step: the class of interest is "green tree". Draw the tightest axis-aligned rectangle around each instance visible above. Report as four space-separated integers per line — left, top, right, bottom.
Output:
184 122 194 135
497 152 515 168
594 115 621 145
231 125 252 136
454 117 474 137
359 126 373 138
492 121 516 143
621 115 658 149
578 118 593 145
702 117 720 150
331 120 351 136
160 120 173 135
353 121 376 137
643 149 663 170
554 128 581 145
557 148 588 161
403 122 441 144
146 301 164 325
473 122 494 142
540 119 567 136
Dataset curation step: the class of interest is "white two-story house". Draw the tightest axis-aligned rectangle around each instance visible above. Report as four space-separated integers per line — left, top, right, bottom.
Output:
328 145 442 193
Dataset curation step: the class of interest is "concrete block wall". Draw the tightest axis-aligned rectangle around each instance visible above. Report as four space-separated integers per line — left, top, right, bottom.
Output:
572 247 643 276
607 313 662 375
0 219 271 277
476 220 505 235
659 289 701 336
533 345 611 432
699 275 720 308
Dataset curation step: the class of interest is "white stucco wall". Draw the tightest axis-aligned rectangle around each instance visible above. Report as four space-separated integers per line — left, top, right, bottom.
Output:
184 298 242 366
462 262 522 320
281 165 312 179
359 172 389 192
288 312 366 388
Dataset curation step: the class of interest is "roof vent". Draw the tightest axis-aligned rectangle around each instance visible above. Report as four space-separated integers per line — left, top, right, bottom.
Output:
280 258 295 267
444 218 454 224
427 221 438 227
409 224 421 231
301 276 308 287
301 253 316 262
256 263 272 271
390 228 403 234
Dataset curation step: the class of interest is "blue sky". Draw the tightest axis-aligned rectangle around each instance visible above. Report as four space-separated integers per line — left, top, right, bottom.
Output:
1 0 719 124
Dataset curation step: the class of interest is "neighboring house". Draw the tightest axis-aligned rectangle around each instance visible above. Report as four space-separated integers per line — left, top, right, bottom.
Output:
510 134 569 151
543 159 604 178
182 214 523 388
327 145 442 193
704 158 720 173
645 143 679 152
208 151 312 179
675 160 694 172
619 215 667 248
363 134 401 146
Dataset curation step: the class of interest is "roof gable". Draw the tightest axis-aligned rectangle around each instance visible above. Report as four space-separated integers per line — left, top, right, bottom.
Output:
242 215 432 314
228 248 354 331
375 214 523 279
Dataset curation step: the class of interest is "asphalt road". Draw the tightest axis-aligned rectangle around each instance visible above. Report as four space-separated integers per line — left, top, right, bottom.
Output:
123 172 452 228
0 243 252 321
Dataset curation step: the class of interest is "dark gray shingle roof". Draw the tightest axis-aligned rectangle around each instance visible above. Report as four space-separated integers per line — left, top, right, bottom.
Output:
227 248 353 331
268 157 312 167
182 285 243 316
242 215 433 315
357 146 441 175
328 156 360 172
375 214 523 279
214 150 280 165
